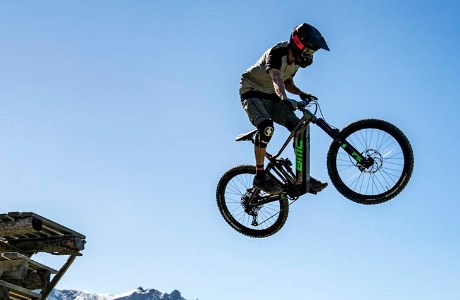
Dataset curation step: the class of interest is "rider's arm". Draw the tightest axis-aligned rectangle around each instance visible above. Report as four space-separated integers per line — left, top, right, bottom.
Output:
284 77 304 96
269 68 289 101
285 77 315 101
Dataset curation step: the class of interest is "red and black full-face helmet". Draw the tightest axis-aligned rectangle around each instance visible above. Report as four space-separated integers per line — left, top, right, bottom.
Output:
290 23 330 68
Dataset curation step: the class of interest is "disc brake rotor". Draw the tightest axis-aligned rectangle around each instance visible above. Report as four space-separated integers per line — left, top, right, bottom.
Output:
349 149 384 173
362 149 383 173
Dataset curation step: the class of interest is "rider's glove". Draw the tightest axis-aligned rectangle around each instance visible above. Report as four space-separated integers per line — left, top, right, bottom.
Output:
299 92 318 103
283 98 300 111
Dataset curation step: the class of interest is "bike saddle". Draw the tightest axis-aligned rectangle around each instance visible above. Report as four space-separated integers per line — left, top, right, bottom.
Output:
235 129 258 142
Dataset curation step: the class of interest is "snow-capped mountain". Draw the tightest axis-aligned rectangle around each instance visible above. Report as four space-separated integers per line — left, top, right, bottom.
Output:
47 287 190 300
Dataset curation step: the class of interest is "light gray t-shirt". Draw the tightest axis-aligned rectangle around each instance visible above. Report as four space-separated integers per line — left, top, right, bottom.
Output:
239 41 300 98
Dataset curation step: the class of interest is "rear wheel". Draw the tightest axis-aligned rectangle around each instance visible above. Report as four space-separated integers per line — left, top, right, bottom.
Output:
327 119 414 204
216 165 289 238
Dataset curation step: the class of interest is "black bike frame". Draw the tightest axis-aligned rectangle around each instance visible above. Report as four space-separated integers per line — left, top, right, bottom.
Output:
261 106 368 199
263 110 312 197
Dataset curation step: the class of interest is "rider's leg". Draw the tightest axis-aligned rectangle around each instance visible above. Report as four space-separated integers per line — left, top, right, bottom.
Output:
253 144 281 194
269 101 299 132
255 145 265 178
242 98 281 193
243 98 272 176
254 118 274 176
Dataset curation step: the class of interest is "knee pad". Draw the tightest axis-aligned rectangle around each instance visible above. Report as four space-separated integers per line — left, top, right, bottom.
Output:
255 119 274 148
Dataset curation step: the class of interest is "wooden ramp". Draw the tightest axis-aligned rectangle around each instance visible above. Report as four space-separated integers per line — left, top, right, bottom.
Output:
0 212 86 300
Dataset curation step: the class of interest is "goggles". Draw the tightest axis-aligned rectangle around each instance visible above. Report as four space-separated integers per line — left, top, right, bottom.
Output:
300 47 316 59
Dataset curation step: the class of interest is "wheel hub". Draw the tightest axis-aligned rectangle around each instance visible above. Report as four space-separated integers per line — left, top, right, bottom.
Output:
360 149 383 173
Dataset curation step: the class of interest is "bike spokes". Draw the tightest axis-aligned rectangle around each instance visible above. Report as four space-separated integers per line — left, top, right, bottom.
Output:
226 180 281 231
216 165 289 238
337 128 405 195
328 119 413 204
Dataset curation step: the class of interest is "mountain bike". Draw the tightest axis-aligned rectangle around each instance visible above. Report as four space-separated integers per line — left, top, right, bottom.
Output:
216 98 414 238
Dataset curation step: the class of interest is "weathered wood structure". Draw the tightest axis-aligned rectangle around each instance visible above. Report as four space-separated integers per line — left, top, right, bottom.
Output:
0 212 86 300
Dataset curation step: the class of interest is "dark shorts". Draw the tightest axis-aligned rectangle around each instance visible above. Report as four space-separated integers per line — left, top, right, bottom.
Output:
242 97 300 132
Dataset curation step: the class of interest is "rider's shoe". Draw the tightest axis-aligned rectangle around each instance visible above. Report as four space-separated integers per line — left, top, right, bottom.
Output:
253 173 282 194
309 177 328 194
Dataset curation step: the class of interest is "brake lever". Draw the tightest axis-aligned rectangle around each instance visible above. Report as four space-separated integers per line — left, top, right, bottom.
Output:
297 100 309 108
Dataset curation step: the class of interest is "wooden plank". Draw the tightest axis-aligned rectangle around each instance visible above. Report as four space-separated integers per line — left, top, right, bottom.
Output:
0 260 28 279
0 253 53 290
7 269 51 291
0 218 42 238
0 241 23 256
0 211 86 255
0 279 41 300
0 212 86 298
8 236 85 256
4 213 85 239
0 284 9 300
0 253 57 274
41 255 76 299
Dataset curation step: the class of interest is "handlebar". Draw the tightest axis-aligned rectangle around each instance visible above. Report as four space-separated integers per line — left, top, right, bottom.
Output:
296 97 319 115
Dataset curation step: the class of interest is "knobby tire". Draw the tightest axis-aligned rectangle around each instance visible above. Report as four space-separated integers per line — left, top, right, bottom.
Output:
216 165 289 238
327 119 414 204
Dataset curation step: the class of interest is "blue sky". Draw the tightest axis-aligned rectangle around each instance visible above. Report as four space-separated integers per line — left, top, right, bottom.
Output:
0 1 459 299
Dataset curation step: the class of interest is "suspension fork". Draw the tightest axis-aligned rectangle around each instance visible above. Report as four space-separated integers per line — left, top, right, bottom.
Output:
313 117 372 167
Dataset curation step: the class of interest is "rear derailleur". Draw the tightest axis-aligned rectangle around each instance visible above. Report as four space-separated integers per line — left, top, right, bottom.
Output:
241 188 262 226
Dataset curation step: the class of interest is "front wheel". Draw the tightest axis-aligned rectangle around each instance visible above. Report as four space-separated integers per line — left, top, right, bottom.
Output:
216 165 289 238
327 119 414 205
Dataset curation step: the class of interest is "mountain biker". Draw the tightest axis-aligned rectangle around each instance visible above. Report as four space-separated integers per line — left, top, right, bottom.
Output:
239 22 330 194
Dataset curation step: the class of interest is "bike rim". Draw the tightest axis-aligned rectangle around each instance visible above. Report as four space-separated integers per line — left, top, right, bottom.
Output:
224 172 283 230
335 127 406 197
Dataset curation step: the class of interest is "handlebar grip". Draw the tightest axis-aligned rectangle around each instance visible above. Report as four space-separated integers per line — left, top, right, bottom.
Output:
299 93 318 103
